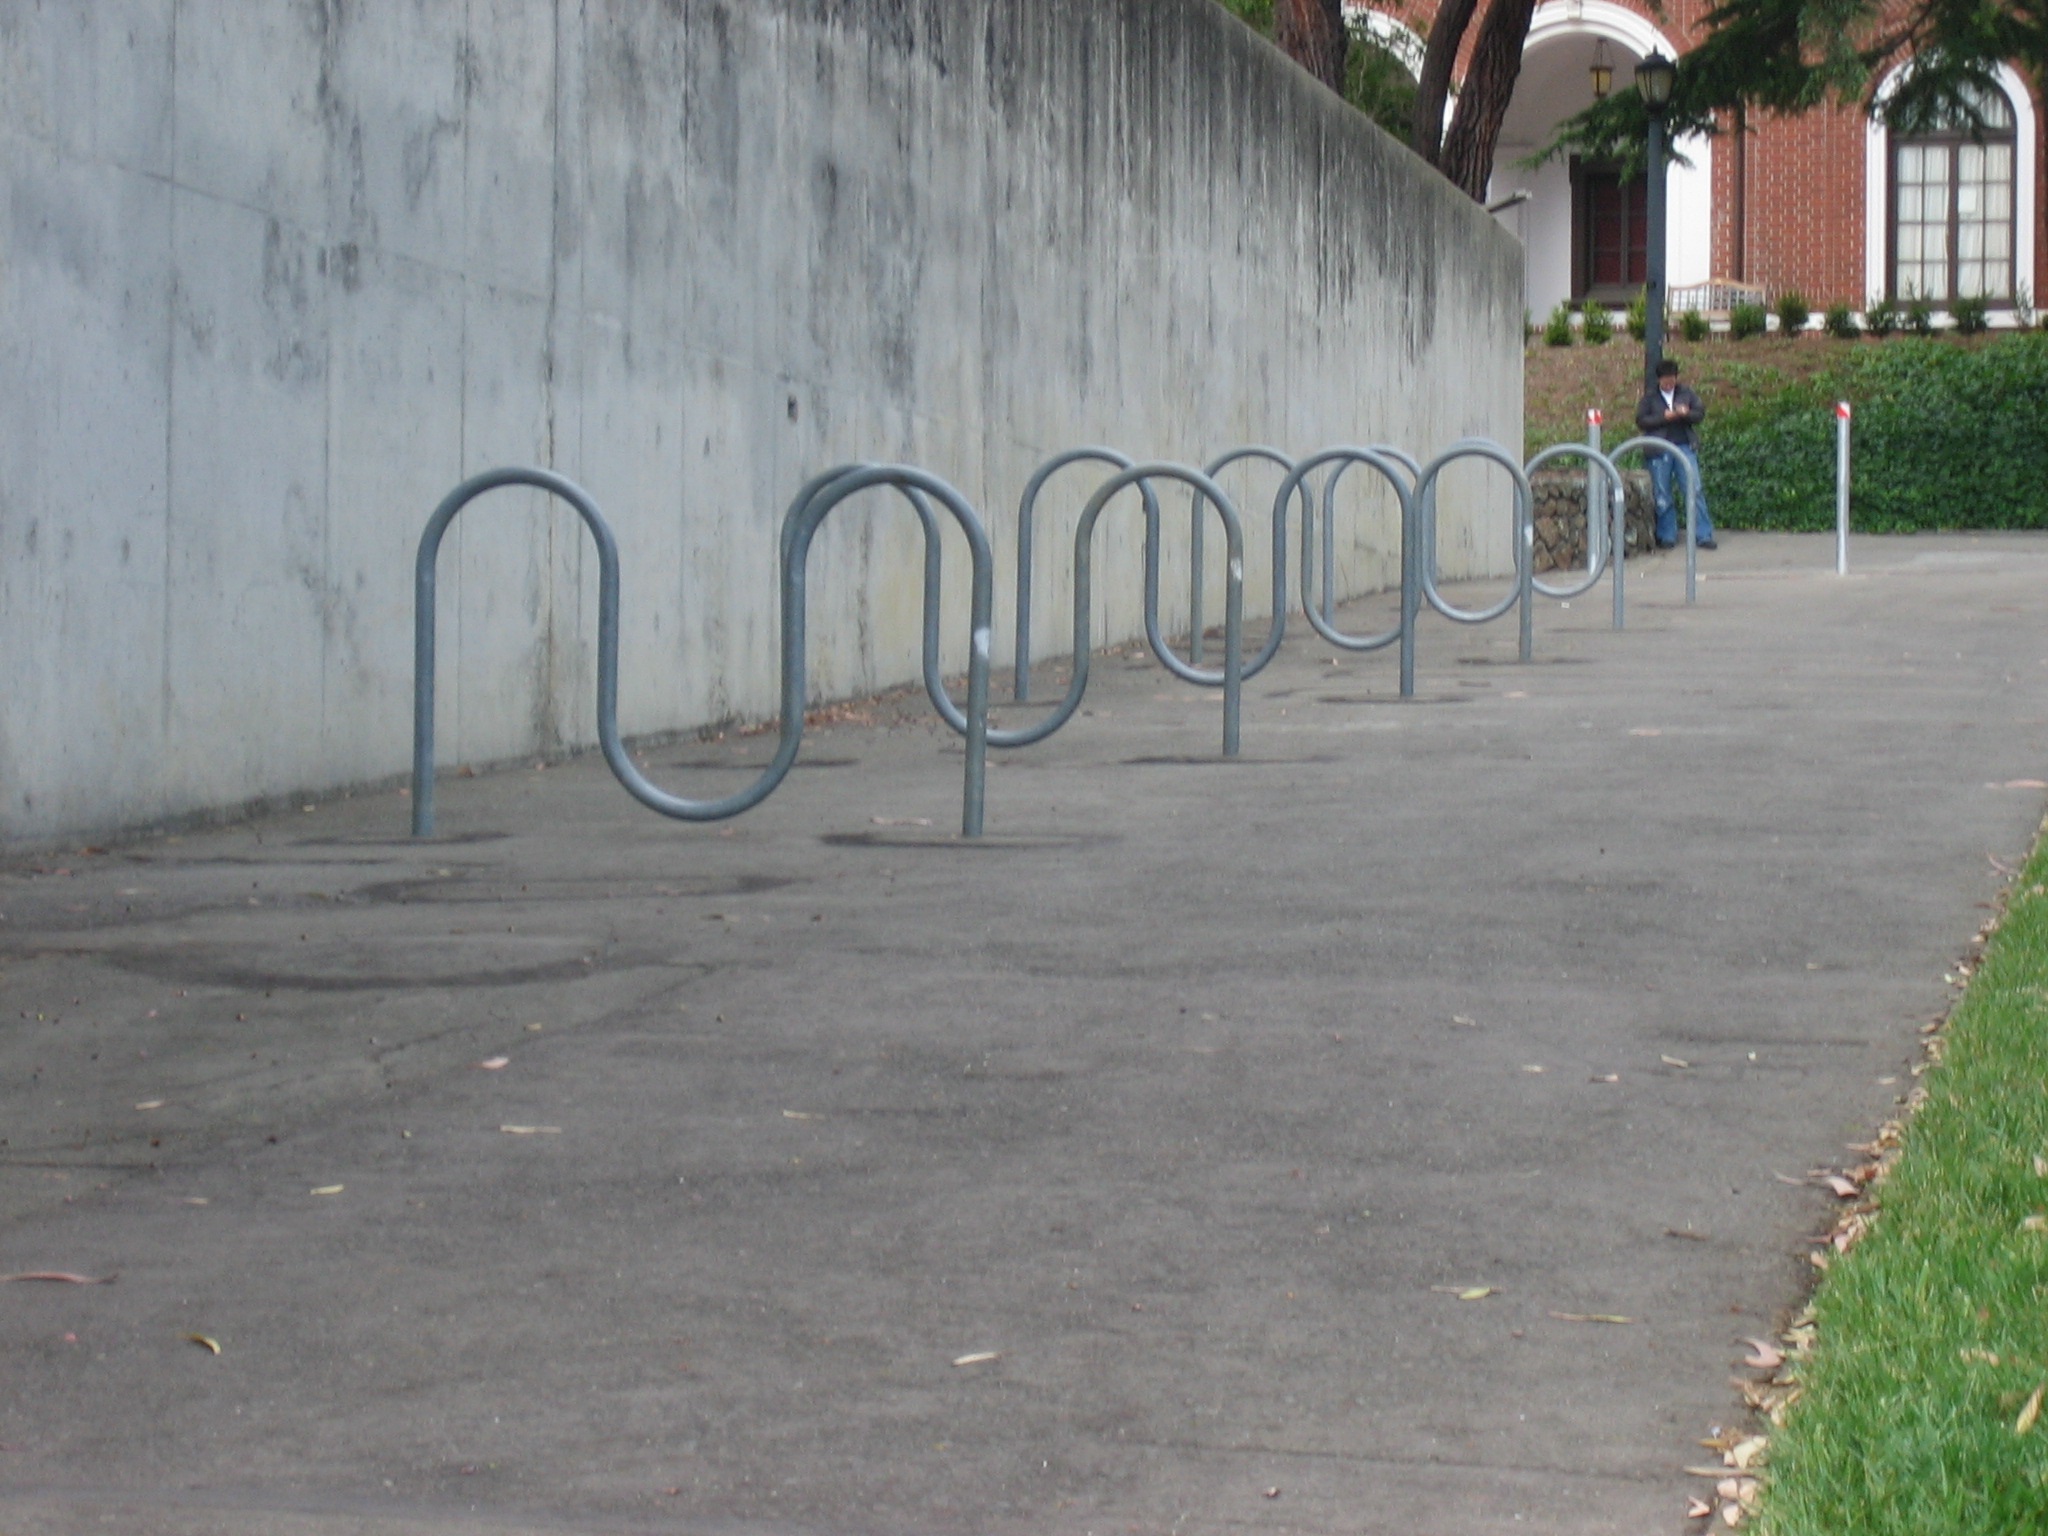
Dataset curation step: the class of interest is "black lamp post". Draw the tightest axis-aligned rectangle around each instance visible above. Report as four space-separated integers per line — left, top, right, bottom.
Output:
1636 50 1677 389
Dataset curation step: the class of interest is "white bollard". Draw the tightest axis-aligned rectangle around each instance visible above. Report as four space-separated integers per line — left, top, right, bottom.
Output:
1835 400 1852 575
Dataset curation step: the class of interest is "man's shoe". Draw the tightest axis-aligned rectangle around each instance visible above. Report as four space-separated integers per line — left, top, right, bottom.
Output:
1698 537 1718 550
1655 538 1677 550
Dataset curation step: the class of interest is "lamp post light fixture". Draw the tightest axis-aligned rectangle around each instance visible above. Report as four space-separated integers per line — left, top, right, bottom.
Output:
1635 50 1678 389
1589 40 1612 100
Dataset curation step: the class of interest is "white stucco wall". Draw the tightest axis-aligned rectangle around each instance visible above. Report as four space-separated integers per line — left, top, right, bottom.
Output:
0 0 1524 844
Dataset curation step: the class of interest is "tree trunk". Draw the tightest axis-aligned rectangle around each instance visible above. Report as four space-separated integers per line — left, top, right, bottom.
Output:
1274 0 1349 95
1411 0 1482 167
1436 0 1540 201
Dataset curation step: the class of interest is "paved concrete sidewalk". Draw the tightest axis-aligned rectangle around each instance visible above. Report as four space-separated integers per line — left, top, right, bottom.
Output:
5 534 2047 1536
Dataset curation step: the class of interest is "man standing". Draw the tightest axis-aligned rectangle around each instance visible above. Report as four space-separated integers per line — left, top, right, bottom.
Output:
1635 357 1719 551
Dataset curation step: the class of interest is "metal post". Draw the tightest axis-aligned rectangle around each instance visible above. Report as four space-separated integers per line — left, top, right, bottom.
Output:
1399 480 1419 697
1586 408 1604 573
1644 109 1667 391
1836 400 1852 576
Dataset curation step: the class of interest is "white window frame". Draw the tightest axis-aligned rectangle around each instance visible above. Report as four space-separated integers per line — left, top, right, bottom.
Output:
1866 62 2037 311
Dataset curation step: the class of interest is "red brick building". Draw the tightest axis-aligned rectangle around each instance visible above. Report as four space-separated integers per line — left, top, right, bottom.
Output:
1351 0 2045 321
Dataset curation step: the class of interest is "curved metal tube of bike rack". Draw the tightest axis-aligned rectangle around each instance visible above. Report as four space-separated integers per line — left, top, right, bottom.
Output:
1606 435 1700 604
1186 446 1310 675
1014 448 1162 702
1525 442 1628 628
414 463 994 838
996 463 1245 754
1265 447 1422 690
1416 440 1535 666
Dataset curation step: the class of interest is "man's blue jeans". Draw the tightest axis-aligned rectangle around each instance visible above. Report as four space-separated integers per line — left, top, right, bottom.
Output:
1649 444 1715 546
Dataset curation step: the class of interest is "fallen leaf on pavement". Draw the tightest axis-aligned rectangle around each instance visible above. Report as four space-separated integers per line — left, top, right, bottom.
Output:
1820 1175 1860 1198
2 1271 116 1285
2019 1385 2045 1435
1728 1436 1768 1470
134 1100 165 1111
2004 780 2048 789
1665 1228 1710 1242
1452 1015 1477 1026
1661 1055 1691 1069
1591 1073 1620 1083
1685 1465 1732 1478
951 1351 1001 1366
1722 1503 1744 1527
1687 1497 1712 1518
1742 1339 1784 1369
1521 1064 1545 1074
477 1057 509 1071
1551 1311 1637 1324
783 1111 816 1120
310 1185 344 1196
499 1125 561 1135
185 1333 221 1355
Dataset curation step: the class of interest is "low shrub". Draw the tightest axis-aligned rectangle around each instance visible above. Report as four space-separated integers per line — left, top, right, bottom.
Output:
1823 302 1861 340
1543 301 1575 347
1776 290 1811 335
1581 304 1615 345
1679 308 1711 343
1625 288 1649 342
1951 293 1990 335
1729 301 1769 340
1703 334 2048 532
2016 286 2036 332
1905 294 1937 335
1865 295 1899 338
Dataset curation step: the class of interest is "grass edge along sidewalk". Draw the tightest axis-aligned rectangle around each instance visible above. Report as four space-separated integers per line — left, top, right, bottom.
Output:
1746 815 2048 1535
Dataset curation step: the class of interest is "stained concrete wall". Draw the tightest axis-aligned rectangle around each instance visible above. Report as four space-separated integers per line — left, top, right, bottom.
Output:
0 0 1522 844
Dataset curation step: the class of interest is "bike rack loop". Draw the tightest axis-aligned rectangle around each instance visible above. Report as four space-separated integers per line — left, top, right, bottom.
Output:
1267 446 1422 689
1186 446 1312 673
993 463 1246 754
1525 441 1629 630
1605 436 1700 605
1318 434 1499 626
1013 449 1162 703
413 463 995 838
1415 439 1536 666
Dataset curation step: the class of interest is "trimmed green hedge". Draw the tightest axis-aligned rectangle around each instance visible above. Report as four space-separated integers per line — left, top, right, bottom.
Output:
1704 336 2048 531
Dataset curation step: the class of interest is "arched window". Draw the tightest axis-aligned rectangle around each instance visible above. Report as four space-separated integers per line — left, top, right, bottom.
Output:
1890 82 2018 303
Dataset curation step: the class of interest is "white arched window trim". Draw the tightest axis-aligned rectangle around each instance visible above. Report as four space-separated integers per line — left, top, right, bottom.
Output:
1521 2 1712 289
1865 61 2038 310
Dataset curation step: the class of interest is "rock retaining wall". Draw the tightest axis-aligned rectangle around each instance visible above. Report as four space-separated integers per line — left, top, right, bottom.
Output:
1530 468 1658 572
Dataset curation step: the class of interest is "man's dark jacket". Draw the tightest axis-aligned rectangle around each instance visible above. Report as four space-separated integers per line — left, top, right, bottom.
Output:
1635 381 1706 447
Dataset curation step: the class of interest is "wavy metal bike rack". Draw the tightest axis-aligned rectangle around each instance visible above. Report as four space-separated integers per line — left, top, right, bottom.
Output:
1525 441 1628 629
1185 446 1314 674
1275 446 1423 687
1606 436 1701 604
1001 461 1246 754
1415 439 1536 671
413 464 995 838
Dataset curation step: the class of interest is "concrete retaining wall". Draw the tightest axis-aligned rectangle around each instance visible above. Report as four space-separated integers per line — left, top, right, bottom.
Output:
0 0 1523 844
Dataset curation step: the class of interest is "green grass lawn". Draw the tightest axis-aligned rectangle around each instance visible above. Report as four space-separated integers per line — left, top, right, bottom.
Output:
1758 825 2048 1534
